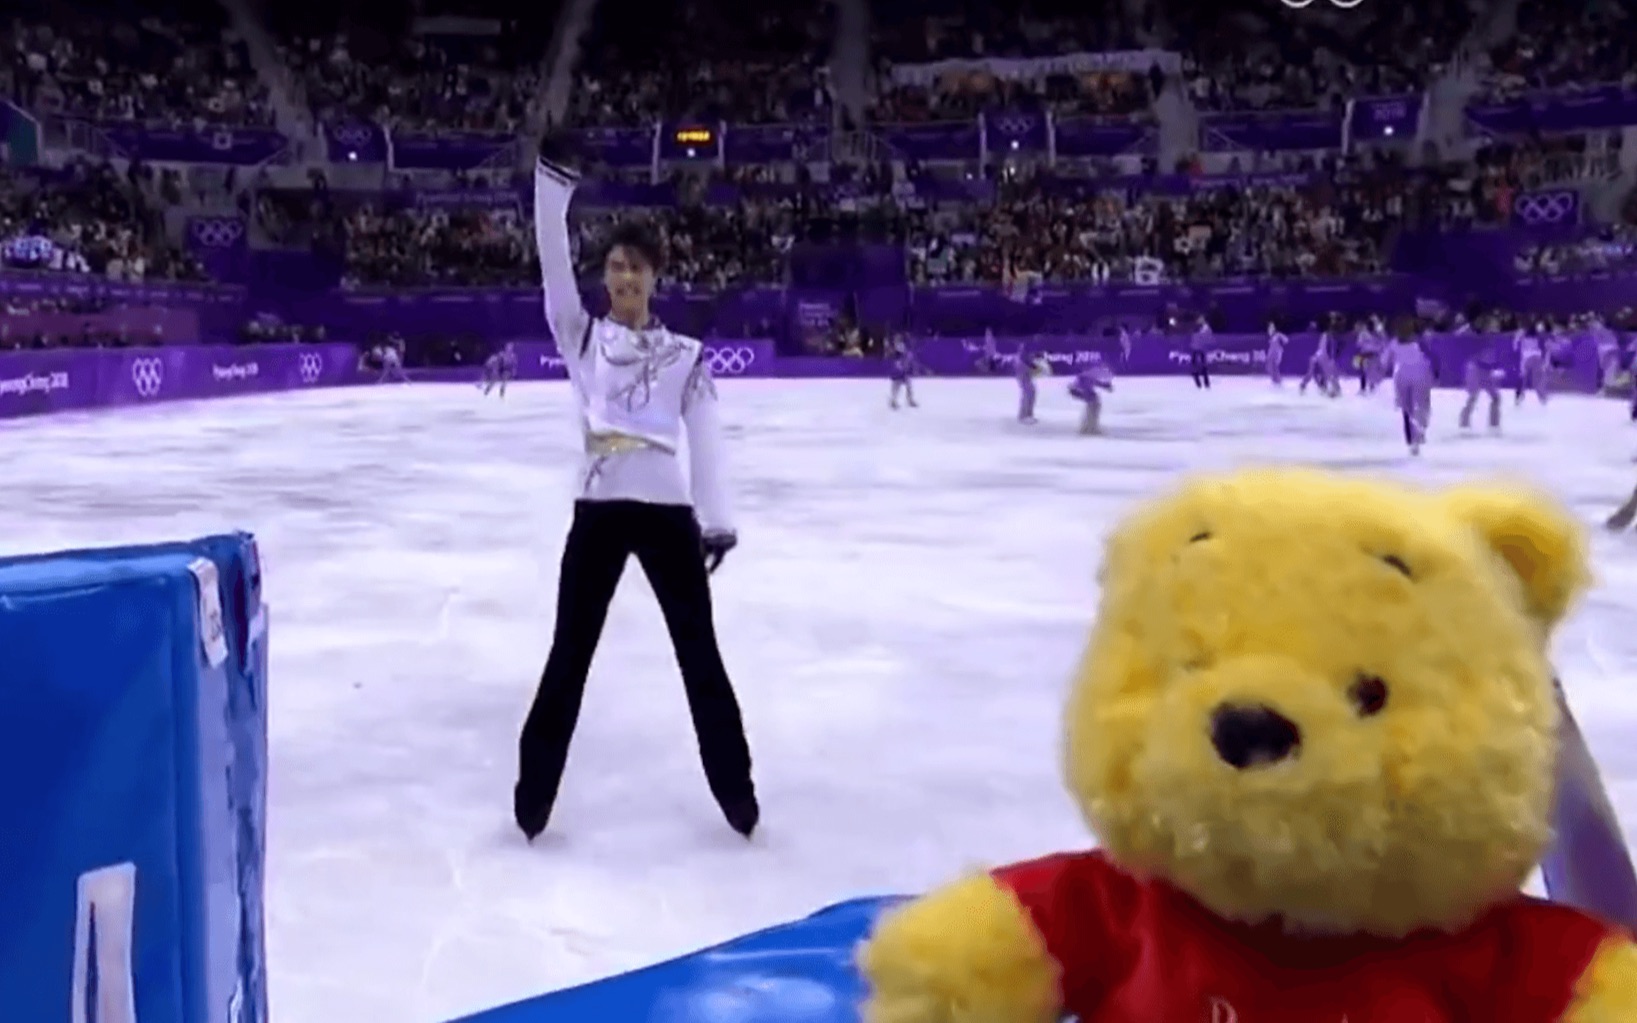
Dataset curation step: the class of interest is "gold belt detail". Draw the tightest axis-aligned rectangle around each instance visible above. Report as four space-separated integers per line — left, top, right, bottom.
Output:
586 431 659 457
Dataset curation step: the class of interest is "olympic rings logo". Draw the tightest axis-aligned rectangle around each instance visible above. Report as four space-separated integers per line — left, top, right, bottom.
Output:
1515 191 1576 225
298 352 324 384
1278 0 1363 7
130 358 164 398
191 218 244 247
704 345 756 376
333 125 373 147
992 116 1033 137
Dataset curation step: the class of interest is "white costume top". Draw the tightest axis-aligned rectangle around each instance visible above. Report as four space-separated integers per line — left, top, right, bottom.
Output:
533 162 734 533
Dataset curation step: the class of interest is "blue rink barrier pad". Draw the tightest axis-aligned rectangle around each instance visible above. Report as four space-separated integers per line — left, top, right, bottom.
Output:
450 896 907 1023
0 534 268 1023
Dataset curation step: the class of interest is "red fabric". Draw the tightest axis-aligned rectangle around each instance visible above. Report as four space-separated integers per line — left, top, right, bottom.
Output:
992 850 1616 1022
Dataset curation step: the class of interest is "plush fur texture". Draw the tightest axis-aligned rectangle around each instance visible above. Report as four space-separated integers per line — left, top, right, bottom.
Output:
858 874 1059 1023
1564 936 1637 1022
860 467 1632 1021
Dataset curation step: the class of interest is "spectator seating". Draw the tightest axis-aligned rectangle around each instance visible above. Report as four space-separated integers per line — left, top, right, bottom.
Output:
1481 0 1636 97
1167 0 1473 111
5 0 271 126
269 0 558 132
569 0 832 126
0 163 205 282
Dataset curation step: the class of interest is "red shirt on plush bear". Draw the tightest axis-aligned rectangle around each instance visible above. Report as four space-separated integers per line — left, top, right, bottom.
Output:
995 851 1618 1023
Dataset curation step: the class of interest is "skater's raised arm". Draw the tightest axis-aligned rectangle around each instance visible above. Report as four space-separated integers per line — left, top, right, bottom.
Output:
682 357 734 537
532 157 591 361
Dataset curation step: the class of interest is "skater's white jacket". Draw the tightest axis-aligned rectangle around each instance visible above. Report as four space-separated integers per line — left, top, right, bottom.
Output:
533 162 734 533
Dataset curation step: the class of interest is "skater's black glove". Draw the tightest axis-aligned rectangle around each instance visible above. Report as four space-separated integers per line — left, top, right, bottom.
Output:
701 529 737 574
534 131 582 186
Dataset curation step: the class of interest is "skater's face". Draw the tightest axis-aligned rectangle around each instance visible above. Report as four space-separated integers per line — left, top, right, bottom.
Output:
604 246 656 315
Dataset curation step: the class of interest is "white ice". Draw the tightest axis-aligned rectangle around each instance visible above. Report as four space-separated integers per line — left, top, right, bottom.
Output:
4 377 1637 1023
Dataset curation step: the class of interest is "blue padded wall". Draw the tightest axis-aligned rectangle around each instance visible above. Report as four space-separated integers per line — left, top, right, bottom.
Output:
450 897 904 1023
0 534 268 1023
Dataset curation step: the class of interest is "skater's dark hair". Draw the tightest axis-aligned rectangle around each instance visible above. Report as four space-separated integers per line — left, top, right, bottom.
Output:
603 222 666 275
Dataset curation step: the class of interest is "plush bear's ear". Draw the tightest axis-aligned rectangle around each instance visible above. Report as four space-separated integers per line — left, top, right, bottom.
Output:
1439 485 1590 628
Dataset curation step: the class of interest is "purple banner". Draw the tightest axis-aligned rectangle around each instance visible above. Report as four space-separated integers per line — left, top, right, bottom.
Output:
0 342 358 419
1466 85 1637 137
412 189 521 210
285 270 1637 345
1198 109 1344 153
390 131 513 171
576 180 683 208
723 123 829 164
97 123 291 165
0 306 198 344
1040 170 1317 199
185 216 250 284
1349 95 1421 142
0 331 1609 423
905 331 1600 392
879 120 981 160
324 121 389 163
0 272 244 307
1053 115 1153 157
507 338 777 381
983 109 1049 154
1511 189 1582 231
572 126 655 168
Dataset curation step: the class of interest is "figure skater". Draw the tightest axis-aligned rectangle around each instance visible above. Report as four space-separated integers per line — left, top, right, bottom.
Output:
377 340 409 383
1015 341 1049 424
1458 338 1504 432
1188 319 1213 389
1300 327 1340 397
888 336 921 409
1069 353 1115 434
517 134 757 840
481 342 518 398
1265 322 1287 385
1384 327 1434 455
1515 326 1549 406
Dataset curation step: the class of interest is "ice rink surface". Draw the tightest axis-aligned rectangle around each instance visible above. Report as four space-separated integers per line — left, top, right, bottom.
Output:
5 375 1637 1022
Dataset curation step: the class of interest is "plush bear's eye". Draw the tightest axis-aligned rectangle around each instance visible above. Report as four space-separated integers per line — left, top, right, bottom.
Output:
1349 674 1390 717
1189 531 1213 543
1379 554 1413 579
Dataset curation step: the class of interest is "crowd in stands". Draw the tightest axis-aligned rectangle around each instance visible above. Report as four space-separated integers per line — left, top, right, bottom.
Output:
568 0 832 126
292 134 1617 291
340 203 534 289
867 0 1154 124
270 0 556 134
870 0 1144 64
0 162 205 282
1169 0 1472 112
1480 0 1636 98
5 0 271 125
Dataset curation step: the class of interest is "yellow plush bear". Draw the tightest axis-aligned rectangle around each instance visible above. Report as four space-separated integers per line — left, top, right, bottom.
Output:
860 467 1637 1023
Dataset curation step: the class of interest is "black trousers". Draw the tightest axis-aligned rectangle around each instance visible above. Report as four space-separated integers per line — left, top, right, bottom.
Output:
1189 350 1211 388
518 499 754 814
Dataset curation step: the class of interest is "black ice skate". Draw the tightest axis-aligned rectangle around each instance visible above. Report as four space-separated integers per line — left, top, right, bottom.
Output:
1607 491 1637 531
718 791 760 838
513 780 556 841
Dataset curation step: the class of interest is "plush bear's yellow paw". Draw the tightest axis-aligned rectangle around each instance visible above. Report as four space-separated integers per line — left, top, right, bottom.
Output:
857 874 1060 1023
1563 935 1637 1023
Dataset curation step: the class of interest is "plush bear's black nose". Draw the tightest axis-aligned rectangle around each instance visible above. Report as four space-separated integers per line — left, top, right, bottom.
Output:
1210 703 1302 769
